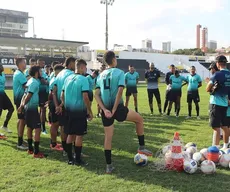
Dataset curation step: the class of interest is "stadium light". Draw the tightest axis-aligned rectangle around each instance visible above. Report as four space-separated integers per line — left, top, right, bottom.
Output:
100 0 115 50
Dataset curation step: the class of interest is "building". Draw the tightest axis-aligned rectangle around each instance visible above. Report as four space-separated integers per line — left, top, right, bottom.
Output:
196 24 202 48
208 40 217 50
0 9 29 37
162 41 171 53
113 44 132 51
142 39 152 49
201 27 208 52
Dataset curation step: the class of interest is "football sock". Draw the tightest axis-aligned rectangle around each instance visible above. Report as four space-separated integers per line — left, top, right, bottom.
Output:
159 108 162 114
105 150 112 164
188 104 192 117
223 143 228 149
3 108 13 127
138 135 145 146
66 143 73 161
212 131 217 146
163 100 168 113
75 146 82 162
196 105 200 117
42 122 46 132
34 141 40 155
150 108 153 113
28 139 33 151
62 140 67 152
18 136 23 146
176 108 180 116
135 107 138 113
167 108 171 116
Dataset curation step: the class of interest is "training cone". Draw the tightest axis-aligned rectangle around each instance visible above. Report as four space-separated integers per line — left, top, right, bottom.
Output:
165 132 184 172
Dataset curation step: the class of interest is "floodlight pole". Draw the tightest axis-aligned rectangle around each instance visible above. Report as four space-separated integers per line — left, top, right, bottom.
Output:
29 16 36 38
101 0 115 50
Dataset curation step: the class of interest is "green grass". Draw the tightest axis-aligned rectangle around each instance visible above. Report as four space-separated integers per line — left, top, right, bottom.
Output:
1 84 230 192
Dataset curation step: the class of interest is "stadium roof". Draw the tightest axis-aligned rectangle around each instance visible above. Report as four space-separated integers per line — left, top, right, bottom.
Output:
0 36 88 49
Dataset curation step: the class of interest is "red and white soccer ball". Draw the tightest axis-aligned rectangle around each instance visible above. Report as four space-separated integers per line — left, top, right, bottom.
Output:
219 154 230 168
200 160 216 174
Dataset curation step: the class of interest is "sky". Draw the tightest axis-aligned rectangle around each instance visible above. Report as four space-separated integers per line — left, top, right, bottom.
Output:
1 0 230 50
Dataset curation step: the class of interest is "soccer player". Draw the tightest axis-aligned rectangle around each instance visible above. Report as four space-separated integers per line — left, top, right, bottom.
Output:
0 64 14 133
62 59 93 165
53 57 76 155
18 65 45 158
49 61 60 80
25 58 36 79
125 65 139 112
48 64 64 151
163 64 176 114
167 70 187 117
145 62 162 115
206 55 230 149
95 51 152 174
13 58 28 150
186 66 202 119
37 59 49 134
86 70 99 106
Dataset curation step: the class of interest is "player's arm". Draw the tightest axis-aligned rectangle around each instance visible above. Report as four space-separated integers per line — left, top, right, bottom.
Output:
206 74 215 92
136 72 139 84
60 90 64 107
95 88 107 112
83 92 93 120
198 76 202 88
52 85 59 108
20 93 33 107
181 76 188 87
157 71 161 83
145 71 148 83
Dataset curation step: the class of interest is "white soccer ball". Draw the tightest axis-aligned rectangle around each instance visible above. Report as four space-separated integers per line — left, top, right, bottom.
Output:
162 145 171 155
183 159 198 174
219 154 230 168
200 148 208 159
193 152 205 163
200 160 216 174
182 151 191 160
134 153 148 166
186 146 197 158
185 142 197 150
224 148 230 154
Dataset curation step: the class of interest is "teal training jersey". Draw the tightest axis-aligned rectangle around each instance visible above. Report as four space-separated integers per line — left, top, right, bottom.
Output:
24 77 40 110
13 69 27 104
0 72 6 93
54 68 74 103
39 69 49 93
96 68 125 109
187 74 202 91
50 72 55 80
125 71 139 87
49 76 56 92
63 74 89 117
170 75 187 90
24 68 30 78
87 75 95 92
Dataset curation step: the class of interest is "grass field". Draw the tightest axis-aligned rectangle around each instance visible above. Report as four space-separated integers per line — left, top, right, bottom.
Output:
1 84 230 192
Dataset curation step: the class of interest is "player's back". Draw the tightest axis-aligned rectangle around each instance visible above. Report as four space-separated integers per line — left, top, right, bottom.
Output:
25 78 40 110
0 72 5 93
97 68 125 109
55 68 74 102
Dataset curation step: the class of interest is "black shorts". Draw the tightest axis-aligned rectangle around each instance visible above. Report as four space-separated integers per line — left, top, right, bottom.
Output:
49 102 58 123
25 109 41 129
209 104 228 127
126 87 138 96
39 91 48 107
226 116 230 127
187 91 200 103
101 104 129 127
64 113 87 135
169 89 182 102
147 88 161 104
15 99 25 120
0 92 13 110
165 89 171 100
88 91 93 102
58 108 66 127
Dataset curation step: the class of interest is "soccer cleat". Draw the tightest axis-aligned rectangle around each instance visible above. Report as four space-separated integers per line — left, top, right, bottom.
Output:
27 150 33 155
33 152 46 158
150 113 153 116
0 126 12 133
50 144 63 151
197 116 201 120
106 164 115 174
68 161 75 165
138 147 153 156
0 133 7 140
81 153 89 158
42 130 48 135
75 159 88 166
185 116 191 119
96 114 101 118
17 144 28 150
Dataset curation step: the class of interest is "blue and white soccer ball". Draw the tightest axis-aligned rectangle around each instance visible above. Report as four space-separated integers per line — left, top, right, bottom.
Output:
183 159 198 174
134 153 148 166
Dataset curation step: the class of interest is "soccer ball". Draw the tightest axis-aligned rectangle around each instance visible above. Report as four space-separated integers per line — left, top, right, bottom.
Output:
200 148 208 159
182 151 191 160
224 148 230 154
185 142 197 150
183 159 198 174
219 150 225 156
193 152 205 163
219 154 230 168
186 146 197 158
134 153 148 166
162 145 171 155
200 160 216 174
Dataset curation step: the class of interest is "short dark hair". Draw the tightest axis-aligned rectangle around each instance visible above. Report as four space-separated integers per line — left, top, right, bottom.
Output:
54 64 64 71
37 58 44 63
170 64 175 68
104 51 115 65
175 70 179 75
93 70 99 76
76 59 87 68
129 65 133 68
51 61 60 69
29 66 40 77
65 57 76 67
15 58 25 66
29 58 36 63
191 66 196 69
